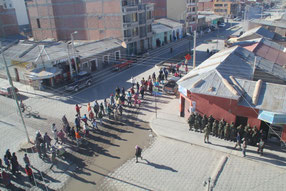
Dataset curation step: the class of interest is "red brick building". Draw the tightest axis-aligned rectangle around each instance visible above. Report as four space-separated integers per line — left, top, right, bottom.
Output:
0 5 19 37
177 46 286 142
197 0 213 12
142 0 166 19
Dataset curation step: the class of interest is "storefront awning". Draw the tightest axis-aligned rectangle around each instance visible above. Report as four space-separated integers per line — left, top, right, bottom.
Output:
25 67 62 80
258 110 286 125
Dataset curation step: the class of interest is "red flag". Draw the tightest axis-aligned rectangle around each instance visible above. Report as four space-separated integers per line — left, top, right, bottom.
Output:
185 54 191 61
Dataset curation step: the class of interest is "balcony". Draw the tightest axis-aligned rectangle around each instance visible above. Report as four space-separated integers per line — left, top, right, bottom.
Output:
122 5 138 13
186 11 196 16
187 2 196 7
123 21 139 29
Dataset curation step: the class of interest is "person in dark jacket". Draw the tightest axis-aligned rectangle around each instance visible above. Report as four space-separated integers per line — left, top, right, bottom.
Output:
135 145 143 163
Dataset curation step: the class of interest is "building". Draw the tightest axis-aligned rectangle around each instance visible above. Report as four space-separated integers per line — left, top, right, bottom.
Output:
10 0 29 26
213 0 241 18
167 0 198 32
198 0 213 11
241 38 286 69
177 46 286 143
154 18 184 40
249 19 286 38
26 0 154 55
0 1 18 37
142 0 166 19
152 23 172 48
0 38 124 88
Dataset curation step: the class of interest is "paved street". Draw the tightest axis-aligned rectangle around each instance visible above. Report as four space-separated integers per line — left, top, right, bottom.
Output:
98 137 224 191
98 137 286 191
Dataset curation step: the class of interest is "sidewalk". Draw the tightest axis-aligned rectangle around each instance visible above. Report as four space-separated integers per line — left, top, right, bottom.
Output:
150 98 286 170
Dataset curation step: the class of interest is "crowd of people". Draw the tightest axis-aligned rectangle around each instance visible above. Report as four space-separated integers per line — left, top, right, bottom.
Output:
0 149 34 187
188 112 266 156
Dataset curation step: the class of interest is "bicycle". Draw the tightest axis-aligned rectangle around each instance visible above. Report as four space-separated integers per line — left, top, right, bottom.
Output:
17 104 40 118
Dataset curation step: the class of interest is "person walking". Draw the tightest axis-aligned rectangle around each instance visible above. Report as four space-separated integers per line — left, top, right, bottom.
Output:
87 102 91 113
11 152 19 174
110 94 115 106
43 132 52 151
98 110 103 125
139 86 144 99
136 82 140 93
100 103 105 116
257 138 265 156
93 100 100 118
25 165 34 184
75 114 81 132
50 146 57 169
204 124 210 143
92 119 98 131
135 145 143 163
234 132 241 150
40 142 48 159
242 138 247 157
75 104 82 117
1 169 11 187
5 149 11 161
81 114 88 126
3 155 10 170
23 154 30 167
57 130 66 144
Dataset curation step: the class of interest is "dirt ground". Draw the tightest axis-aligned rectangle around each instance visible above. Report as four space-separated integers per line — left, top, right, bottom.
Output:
63 102 156 191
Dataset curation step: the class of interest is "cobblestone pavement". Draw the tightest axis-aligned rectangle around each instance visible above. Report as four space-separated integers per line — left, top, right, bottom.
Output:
98 137 224 191
98 137 286 191
214 156 286 191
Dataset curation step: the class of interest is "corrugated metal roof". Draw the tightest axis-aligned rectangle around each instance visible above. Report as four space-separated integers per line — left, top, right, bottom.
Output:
237 78 286 113
254 39 286 67
0 38 121 65
238 26 275 40
152 24 172 34
154 18 183 29
251 19 286 29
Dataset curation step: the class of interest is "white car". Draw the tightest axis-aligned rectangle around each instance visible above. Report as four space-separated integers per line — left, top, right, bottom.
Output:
218 23 226 28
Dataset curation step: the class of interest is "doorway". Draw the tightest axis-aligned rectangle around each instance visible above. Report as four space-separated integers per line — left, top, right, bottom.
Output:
260 121 270 140
235 116 248 127
181 97 185 117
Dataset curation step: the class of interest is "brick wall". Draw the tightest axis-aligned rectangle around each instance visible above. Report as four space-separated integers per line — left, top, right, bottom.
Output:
142 0 166 19
198 1 213 11
0 5 19 37
27 0 123 41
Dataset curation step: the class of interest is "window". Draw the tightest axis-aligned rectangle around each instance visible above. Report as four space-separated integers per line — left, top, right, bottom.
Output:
147 11 152 20
147 25 152 33
103 55 109 64
192 7 196 12
36 18 41 28
115 51 120 61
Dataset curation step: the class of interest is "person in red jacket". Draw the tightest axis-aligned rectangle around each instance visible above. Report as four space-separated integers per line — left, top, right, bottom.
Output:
25 165 33 183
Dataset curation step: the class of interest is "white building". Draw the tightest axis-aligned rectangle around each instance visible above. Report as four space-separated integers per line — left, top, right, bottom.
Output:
10 0 29 25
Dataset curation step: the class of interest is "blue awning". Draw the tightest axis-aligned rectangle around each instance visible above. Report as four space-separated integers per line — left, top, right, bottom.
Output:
258 110 286 124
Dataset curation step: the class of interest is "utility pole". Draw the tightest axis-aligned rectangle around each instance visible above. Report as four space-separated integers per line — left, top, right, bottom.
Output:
193 30 197 68
1 43 30 143
67 43 74 79
71 31 79 74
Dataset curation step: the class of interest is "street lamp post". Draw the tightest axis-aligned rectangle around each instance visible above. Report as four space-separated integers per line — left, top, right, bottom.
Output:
70 31 79 74
1 43 30 143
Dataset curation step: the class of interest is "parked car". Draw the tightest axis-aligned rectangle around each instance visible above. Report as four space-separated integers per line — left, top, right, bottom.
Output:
0 86 18 98
218 23 226 28
163 76 180 95
233 17 241 21
204 28 211 33
65 71 92 92
112 59 134 71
